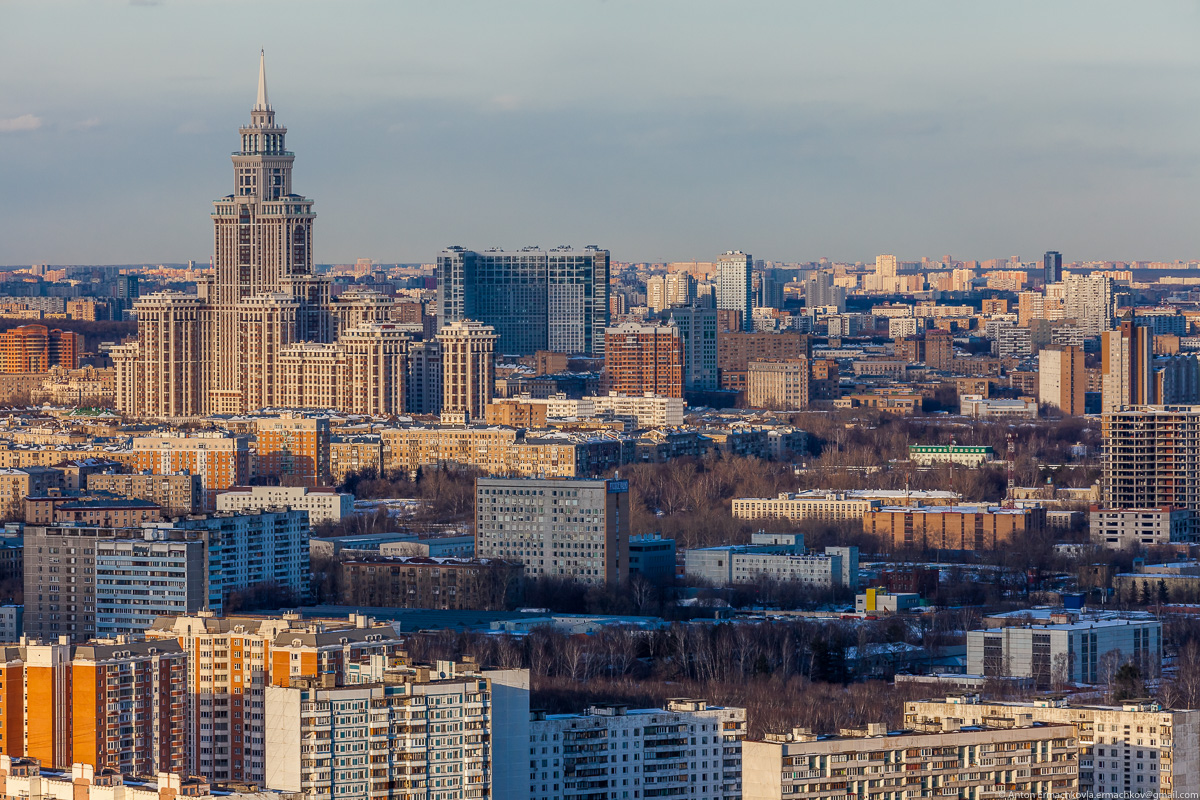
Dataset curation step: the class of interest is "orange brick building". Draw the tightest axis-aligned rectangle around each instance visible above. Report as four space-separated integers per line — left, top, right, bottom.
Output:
131 433 250 510
251 415 331 486
0 639 186 775
0 325 81 373
864 505 1047 552
483 398 549 428
603 322 684 398
146 613 406 784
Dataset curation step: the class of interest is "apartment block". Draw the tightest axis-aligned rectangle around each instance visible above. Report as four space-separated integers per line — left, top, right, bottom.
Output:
266 660 530 800
85 471 202 516
732 489 960 523
1040 345 1086 415
1090 507 1194 550
329 434 384 483
0 638 187 775
24 510 309 642
147 612 408 785
864 506 1047 552
438 319 497 424
603 322 684 399
379 426 623 479
743 720 1078 800
132 433 251 509
530 699 745 800
216 485 352 524
251 414 331 486
0 466 64 518
907 695 1200 799
668 306 719 391
0 325 81 373
746 358 810 409
717 330 811 391
475 476 630 584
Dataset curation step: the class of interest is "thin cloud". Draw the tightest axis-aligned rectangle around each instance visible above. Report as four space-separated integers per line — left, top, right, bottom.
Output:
0 114 42 133
176 120 209 135
67 117 102 131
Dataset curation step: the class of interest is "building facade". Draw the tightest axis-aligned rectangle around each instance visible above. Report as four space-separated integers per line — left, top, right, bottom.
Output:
437 245 610 357
475 477 630 584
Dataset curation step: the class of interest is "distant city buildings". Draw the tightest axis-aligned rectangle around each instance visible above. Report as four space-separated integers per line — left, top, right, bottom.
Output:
716 250 753 332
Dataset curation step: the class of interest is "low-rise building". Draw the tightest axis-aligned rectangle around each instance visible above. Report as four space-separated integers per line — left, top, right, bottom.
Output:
865 505 1045 552
85 471 203 516
629 533 677 582
908 444 995 467
216 485 353 525
530 699 745 800
0 759 285 800
338 556 522 610
1090 507 1193 550
960 394 1039 418
743 720 1077 800
685 532 857 590
966 613 1161 687
855 587 921 614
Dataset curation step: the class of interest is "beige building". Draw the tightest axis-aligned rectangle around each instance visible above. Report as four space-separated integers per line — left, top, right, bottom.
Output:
743 721 1077 800
85 471 202 516
746 358 810 410
1040 345 1086 415
378 425 622 479
733 490 961 522
264 661 529 800
907 696 1200 799
216 485 352 524
438 319 497 424
0 466 63 518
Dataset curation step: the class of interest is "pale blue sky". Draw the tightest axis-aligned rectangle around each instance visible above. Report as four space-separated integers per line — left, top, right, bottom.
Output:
2 0 1199 265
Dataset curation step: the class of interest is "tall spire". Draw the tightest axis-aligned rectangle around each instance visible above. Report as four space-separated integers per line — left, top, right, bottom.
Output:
254 49 270 111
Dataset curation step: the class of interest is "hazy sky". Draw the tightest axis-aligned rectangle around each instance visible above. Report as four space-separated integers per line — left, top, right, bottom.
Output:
3 0 1199 265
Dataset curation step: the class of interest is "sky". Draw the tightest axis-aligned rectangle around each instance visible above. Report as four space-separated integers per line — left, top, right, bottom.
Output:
2 0 1200 266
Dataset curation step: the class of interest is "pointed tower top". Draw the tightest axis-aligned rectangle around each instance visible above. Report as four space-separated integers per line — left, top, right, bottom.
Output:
254 49 271 112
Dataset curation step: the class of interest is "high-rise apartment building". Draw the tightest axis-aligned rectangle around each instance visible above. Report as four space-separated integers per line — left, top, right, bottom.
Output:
0 325 81 374
437 245 610 356
646 272 696 313
804 271 846 312
475 476 630 584
603 322 684 398
716 330 811 391
147 612 408 784
438 319 497 423
0 638 187 775
1102 321 1155 412
115 54 410 418
1040 345 1086 415
24 511 309 642
667 307 718 391
716 251 753 331
530 699 745 800
1102 406 1200 535
265 660 530 800
1064 273 1116 335
1044 250 1063 286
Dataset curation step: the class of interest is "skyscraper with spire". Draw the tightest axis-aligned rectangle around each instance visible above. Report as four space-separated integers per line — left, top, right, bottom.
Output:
113 53 414 419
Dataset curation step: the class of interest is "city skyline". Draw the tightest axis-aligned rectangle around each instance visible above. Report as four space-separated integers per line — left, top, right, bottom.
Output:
3 1 1200 265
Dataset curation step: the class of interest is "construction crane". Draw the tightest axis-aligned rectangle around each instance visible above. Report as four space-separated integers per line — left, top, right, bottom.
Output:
1004 432 1016 509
